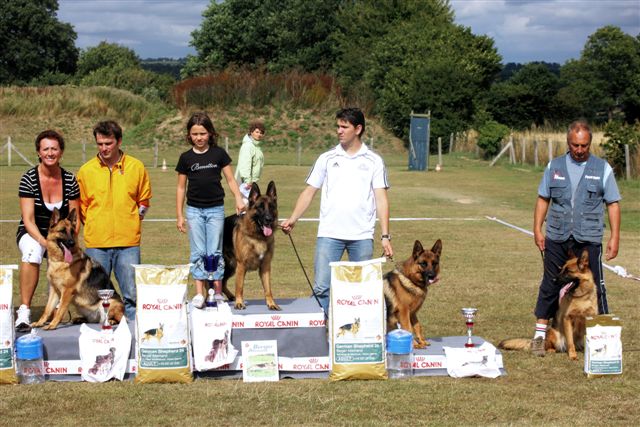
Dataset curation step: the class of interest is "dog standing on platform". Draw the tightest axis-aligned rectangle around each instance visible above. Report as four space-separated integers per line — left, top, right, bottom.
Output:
222 181 280 310
31 208 125 330
383 239 442 349
499 250 597 360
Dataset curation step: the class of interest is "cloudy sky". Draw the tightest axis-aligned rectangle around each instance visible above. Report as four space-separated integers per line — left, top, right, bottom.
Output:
58 0 639 64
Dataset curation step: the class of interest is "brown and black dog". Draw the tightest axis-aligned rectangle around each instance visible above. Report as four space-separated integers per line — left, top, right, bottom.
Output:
499 249 597 360
32 208 125 330
222 181 280 310
383 239 442 349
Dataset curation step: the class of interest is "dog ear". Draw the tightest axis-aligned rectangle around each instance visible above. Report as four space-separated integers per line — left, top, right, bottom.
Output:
68 208 77 226
577 249 590 272
412 240 424 258
266 180 277 200
431 239 442 257
50 207 61 228
248 183 261 204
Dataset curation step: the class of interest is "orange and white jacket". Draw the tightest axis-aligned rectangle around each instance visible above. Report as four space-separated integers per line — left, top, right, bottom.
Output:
77 152 152 248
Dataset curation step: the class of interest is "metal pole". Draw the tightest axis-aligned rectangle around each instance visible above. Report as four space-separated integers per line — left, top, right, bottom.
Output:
438 137 442 166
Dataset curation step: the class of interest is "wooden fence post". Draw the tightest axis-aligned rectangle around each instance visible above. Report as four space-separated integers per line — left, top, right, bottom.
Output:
625 144 631 180
548 139 553 163
8 136 12 167
297 137 302 166
534 139 539 167
82 139 86 164
370 135 374 150
225 136 229 152
521 137 526 164
438 137 442 166
153 141 158 168
509 135 515 164
449 133 454 154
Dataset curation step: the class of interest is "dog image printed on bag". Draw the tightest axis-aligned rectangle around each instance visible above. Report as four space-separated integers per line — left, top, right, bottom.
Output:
383 239 442 349
32 208 125 330
204 331 228 363
336 318 360 338
499 249 597 360
88 347 116 375
222 181 280 310
142 323 164 343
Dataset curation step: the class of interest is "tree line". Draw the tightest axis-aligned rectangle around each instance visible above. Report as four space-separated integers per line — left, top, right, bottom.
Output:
1 0 638 167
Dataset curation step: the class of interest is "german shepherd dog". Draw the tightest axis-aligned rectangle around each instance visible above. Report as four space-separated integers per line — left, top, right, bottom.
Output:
222 181 280 310
336 318 360 338
383 239 442 349
32 208 125 330
142 323 164 343
204 331 228 362
88 347 116 374
499 249 597 360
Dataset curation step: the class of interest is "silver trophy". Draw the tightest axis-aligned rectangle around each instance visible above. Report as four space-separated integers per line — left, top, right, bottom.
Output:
461 308 478 348
97 289 114 330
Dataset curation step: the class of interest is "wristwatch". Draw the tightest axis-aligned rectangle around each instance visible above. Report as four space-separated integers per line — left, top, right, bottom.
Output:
381 234 391 241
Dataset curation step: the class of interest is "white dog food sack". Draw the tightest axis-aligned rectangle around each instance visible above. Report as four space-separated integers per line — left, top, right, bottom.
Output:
329 258 387 381
0 266 19 384
584 315 623 377
190 302 237 371
79 317 132 382
134 264 192 384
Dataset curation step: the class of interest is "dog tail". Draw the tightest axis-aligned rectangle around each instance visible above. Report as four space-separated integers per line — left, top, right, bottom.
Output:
497 338 531 351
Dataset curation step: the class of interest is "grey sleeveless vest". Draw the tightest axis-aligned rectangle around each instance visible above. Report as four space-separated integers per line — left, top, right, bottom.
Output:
545 154 606 243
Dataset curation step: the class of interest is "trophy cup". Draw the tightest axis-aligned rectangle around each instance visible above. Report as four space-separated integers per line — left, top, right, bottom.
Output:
203 254 219 309
461 308 478 348
97 289 114 330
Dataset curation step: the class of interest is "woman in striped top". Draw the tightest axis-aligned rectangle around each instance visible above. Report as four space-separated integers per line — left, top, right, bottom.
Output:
15 130 80 331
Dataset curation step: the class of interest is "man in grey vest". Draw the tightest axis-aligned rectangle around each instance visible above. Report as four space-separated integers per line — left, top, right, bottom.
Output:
530 120 621 356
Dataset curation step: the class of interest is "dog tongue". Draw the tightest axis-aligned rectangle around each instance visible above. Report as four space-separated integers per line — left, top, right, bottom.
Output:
559 282 574 302
263 226 273 237
61 243 73 263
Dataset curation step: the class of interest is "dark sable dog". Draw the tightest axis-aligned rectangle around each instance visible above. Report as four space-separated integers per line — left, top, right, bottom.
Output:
383 239 442 349
32 208 125 330
499 250 597 360
222 181 280 310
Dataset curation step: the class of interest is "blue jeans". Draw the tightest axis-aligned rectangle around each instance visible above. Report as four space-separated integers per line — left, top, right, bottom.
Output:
186 205 225 281
313 237 373 315
85 246 140 321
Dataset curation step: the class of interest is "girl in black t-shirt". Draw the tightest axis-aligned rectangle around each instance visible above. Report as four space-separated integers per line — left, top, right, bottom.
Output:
176 112 245 308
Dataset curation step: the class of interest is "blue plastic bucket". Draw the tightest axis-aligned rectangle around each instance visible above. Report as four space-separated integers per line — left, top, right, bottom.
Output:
16 334 43 360
386 329 413 354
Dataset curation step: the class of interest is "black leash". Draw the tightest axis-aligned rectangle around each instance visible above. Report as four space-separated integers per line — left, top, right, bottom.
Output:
286 232 327 320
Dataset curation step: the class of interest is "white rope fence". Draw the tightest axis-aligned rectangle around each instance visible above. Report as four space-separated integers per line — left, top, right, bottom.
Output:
486 216 639 282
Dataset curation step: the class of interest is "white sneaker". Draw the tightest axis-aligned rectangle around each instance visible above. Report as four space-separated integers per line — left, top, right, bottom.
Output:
192 294 205 309
15 304 31 331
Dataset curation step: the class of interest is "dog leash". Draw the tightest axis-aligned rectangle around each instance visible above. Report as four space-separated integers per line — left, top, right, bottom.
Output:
283 231 327 320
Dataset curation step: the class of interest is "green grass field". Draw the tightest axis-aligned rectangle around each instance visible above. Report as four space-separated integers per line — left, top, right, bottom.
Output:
1 151 639 426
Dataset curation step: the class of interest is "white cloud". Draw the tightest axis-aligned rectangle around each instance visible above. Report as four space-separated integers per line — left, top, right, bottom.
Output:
451 0 640 63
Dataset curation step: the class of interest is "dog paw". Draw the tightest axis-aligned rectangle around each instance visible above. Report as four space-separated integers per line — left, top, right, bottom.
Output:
569 352 578 360
234 302 247 310
268 304 282 311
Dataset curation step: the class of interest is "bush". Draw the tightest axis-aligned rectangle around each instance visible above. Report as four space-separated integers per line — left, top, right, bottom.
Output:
603 120 639 176
477 120 510 159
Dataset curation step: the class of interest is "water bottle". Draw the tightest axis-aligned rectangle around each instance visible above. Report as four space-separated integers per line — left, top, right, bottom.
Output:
386 329 413 379
16 331 45 384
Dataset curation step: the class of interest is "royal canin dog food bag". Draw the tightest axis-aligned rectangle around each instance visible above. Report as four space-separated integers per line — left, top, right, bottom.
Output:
0 266 19 384
133 264 193 384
